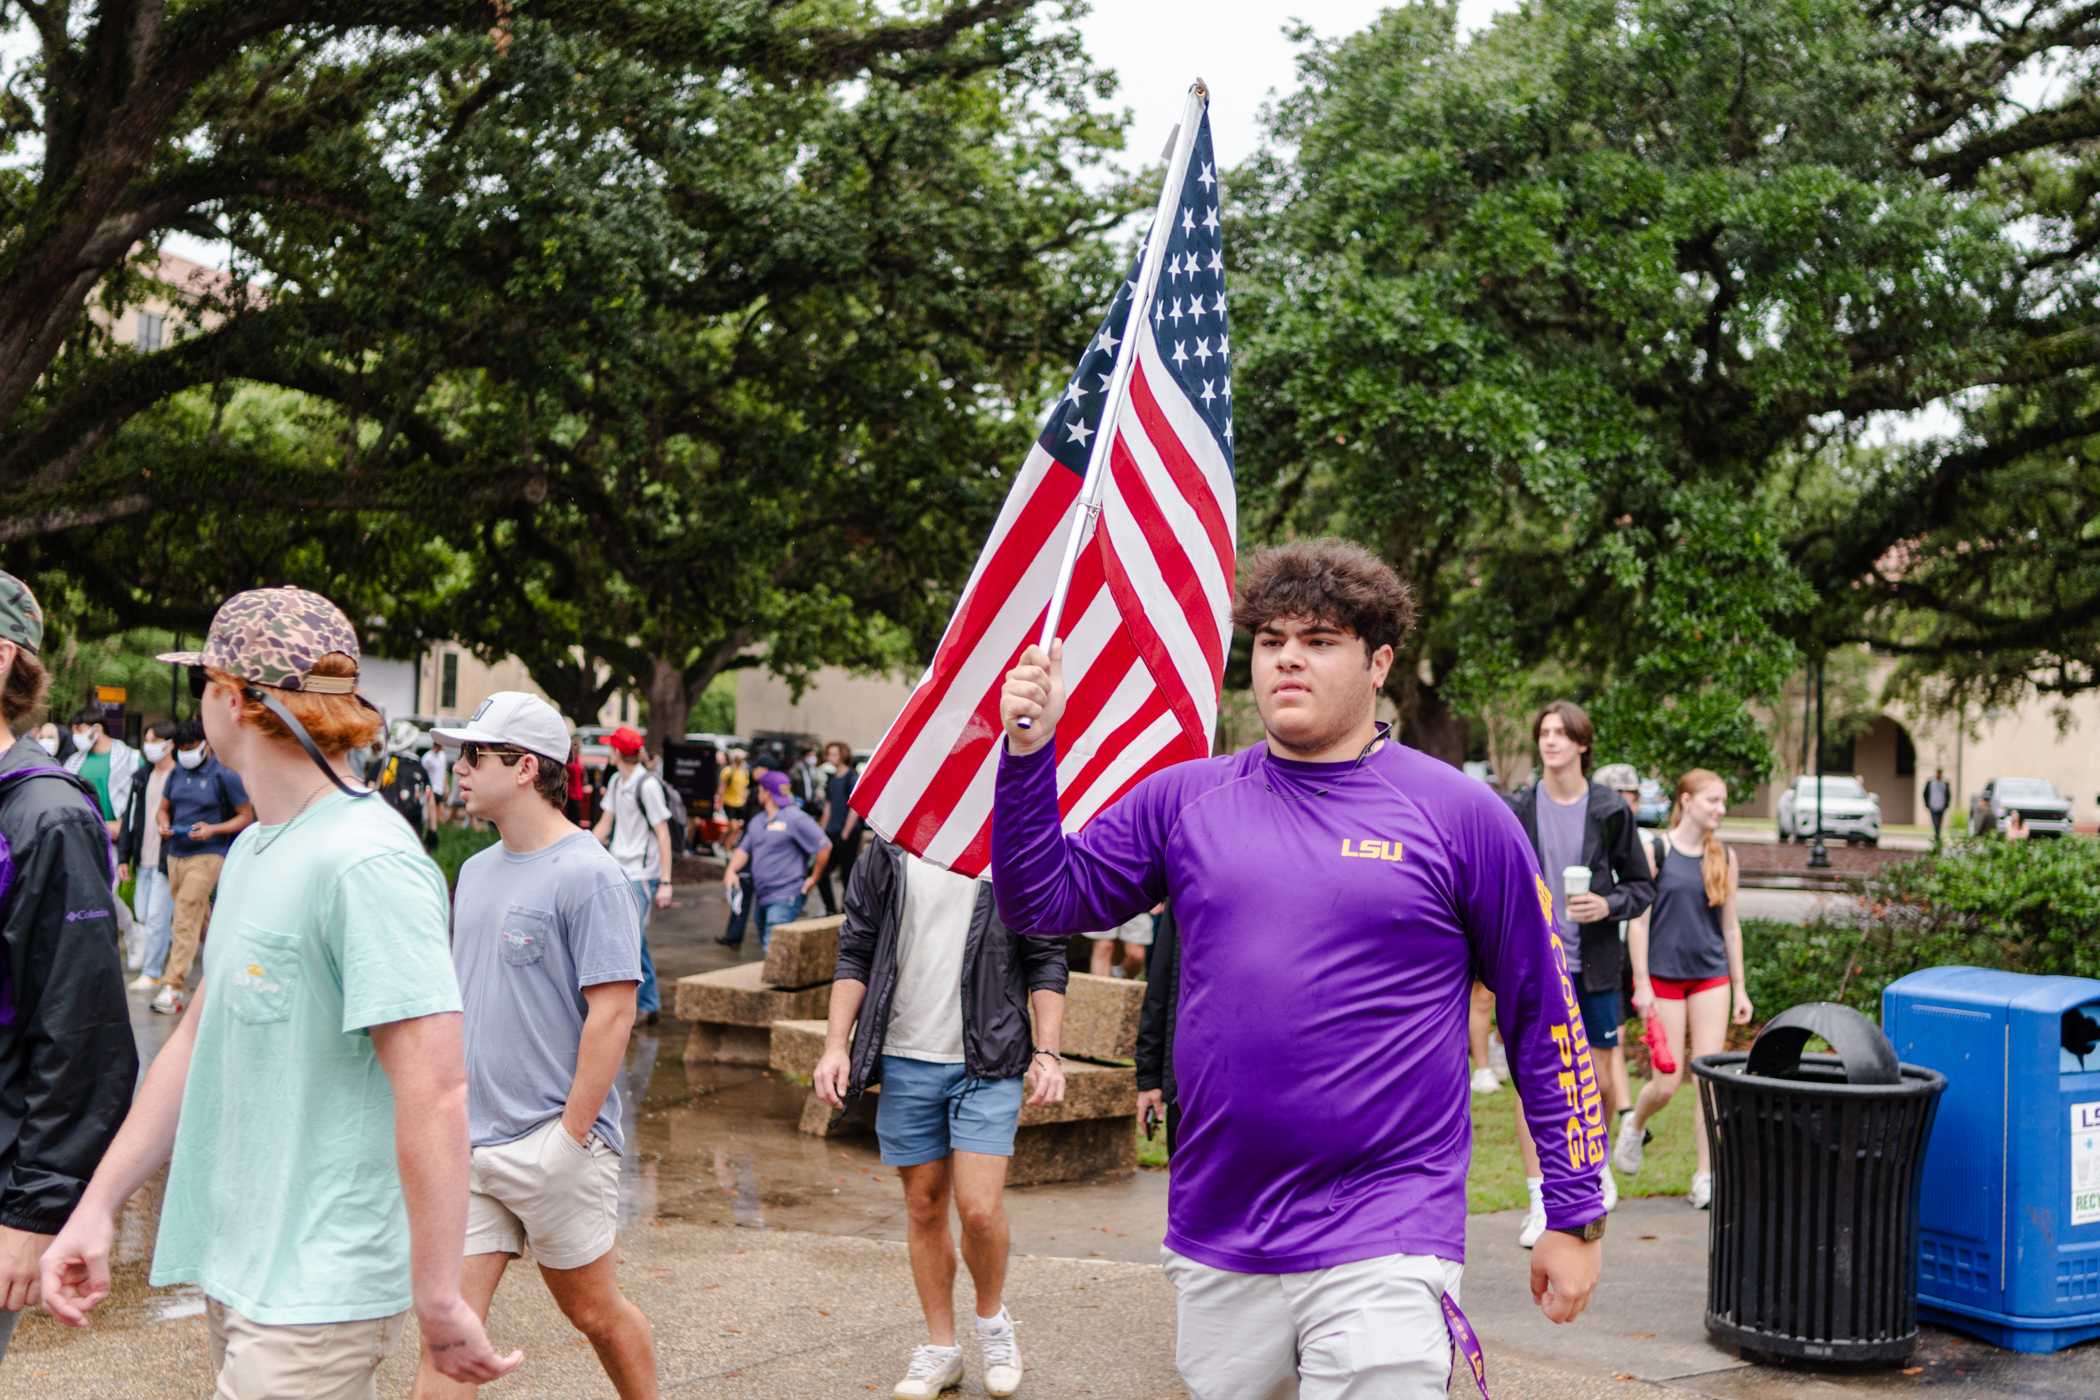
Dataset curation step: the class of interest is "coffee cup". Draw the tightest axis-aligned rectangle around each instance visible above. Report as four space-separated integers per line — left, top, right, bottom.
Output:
1563 865 1592 898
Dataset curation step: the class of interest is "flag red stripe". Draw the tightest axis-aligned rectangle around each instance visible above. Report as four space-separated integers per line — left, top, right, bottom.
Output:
886 548 1111 852
1127 360 1234 584
1058 683 1172 821
1109 432 1224 686
852 469 1080 815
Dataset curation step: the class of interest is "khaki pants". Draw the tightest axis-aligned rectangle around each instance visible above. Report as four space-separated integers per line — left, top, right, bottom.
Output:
1162 1247 1462 1400
206 1298 406 1400
162 853 225 993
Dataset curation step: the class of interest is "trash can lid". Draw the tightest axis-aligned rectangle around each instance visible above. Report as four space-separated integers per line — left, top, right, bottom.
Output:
1744 1002 1901 1086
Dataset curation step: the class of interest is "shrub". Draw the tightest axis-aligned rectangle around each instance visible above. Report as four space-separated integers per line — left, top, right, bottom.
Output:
1744 838 2100 1019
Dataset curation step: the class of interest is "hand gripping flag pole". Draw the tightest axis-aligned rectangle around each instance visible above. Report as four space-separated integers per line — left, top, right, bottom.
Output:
1015 77 1210 730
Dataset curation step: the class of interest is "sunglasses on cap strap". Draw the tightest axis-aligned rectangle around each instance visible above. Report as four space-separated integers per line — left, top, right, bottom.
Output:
459 741 526 768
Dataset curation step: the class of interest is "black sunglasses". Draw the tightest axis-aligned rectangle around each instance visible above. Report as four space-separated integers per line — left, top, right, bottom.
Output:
459 741 526 768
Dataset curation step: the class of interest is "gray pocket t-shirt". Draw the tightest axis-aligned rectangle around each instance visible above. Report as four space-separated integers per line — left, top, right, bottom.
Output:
453 831 643 1151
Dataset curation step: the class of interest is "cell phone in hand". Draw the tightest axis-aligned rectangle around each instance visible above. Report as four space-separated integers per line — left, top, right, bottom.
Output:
1143 1105 1161 1138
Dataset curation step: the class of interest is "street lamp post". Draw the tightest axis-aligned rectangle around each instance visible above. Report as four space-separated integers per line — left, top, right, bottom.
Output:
1807 654 1831 870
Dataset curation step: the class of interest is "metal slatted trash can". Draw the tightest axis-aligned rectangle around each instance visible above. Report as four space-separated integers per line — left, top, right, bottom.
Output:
1692 1003 1945 1364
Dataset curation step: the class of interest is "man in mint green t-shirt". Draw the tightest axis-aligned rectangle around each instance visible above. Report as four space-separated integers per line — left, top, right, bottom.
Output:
40 587 521 1398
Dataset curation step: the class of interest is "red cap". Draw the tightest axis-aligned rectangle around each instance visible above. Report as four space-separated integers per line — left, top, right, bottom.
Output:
608 725 645 755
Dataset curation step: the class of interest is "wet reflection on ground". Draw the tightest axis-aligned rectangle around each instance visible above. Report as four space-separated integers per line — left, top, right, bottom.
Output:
74 1013 1162 1343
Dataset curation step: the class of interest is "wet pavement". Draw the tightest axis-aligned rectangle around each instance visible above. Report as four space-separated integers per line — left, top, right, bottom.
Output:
8 870 2098 1396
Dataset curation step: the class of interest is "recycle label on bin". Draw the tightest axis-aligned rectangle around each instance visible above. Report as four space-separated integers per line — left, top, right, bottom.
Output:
2075 1102 2100 1227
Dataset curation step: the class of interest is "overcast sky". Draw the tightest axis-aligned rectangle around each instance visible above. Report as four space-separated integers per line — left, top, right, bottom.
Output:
1077 1 1518 175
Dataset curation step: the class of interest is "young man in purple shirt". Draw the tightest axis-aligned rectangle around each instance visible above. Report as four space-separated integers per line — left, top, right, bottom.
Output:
994 539 1607 1398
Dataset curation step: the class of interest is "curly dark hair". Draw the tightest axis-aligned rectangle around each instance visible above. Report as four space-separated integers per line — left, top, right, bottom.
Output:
1231 539 1416 657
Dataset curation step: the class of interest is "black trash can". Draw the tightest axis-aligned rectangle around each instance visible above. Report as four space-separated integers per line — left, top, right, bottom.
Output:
1692 1002 1946 1364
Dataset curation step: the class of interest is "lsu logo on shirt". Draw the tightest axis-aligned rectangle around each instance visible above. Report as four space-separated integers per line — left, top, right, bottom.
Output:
1340 837 1404 862
1533 873 1555 929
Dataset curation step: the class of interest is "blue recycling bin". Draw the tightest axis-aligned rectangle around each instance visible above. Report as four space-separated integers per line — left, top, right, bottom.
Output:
1883 967 2100 1353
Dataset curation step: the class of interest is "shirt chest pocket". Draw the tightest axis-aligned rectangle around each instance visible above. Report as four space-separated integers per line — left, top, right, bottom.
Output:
501 907 556 967
228 925 303 1025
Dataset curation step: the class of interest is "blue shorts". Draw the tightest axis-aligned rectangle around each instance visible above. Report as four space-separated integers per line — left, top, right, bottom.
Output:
1579 987 1623 1049
875 1055 1024 1167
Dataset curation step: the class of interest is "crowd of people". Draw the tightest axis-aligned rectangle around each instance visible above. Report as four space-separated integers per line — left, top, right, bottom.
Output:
0 542 1773 1400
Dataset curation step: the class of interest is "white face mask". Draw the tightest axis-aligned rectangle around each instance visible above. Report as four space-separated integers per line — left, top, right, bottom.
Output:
35 735 59 757
143 741 170 763
177 747 206 770
71 727 94 748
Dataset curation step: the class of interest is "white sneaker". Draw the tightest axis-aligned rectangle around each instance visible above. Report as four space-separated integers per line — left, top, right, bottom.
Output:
893 1344 963 1399
1470 1067 1501 1095
128 973 160 992
150 987 185 1016
976 1312 1023 1397
1612 1113 1647 1175
1689 1172 1713 1210
1601 1166 1619 1214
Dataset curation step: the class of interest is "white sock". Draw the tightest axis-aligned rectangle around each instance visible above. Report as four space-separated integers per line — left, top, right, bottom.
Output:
975 1308 1012 1334
925 1341 962 1355
1526 1175 1544 1200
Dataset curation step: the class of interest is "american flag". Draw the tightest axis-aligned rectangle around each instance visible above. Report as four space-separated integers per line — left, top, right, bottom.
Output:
851 101 1236 876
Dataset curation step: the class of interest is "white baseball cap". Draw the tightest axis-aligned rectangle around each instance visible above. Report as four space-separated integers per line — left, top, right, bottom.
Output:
432 692 571 764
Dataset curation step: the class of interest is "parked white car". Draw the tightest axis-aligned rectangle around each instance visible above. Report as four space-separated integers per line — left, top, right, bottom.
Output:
1777 775 1882 846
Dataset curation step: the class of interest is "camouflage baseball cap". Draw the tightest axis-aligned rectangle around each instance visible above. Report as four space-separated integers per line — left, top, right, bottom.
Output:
156 586 361 694
0 572 42 655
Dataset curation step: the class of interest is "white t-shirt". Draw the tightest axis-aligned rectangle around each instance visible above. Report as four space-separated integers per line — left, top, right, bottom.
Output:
606 767 671 880
884 855 982 1064
421 747 448 800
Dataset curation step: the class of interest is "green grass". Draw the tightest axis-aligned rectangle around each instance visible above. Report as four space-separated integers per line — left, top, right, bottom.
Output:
1134 1074 1706 1214
432 822 500 886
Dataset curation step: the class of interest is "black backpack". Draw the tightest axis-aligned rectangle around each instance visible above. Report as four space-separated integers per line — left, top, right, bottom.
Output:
371 752 432 837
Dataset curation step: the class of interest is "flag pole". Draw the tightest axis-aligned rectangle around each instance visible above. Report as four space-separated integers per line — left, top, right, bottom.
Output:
1031 78 1210 660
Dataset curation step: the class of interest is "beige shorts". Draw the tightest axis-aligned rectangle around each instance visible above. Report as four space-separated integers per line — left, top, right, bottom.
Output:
206 1297 406 1400
466 1116 621 1270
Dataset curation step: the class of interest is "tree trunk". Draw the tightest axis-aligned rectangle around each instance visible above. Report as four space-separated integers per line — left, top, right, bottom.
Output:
1394 670 1468 768
646 655 690 757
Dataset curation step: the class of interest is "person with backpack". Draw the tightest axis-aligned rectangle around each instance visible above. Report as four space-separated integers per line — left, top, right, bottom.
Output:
0 573 136 1363
1613 768 1753 1211
150 720 255 1015
593 726 667 1025
367 720 438 851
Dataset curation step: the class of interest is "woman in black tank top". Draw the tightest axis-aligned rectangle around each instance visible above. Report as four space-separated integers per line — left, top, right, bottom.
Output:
1612 769 1752 1211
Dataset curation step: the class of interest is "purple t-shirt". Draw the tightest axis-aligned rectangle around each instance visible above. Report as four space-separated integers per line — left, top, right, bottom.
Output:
993 738 1606 1273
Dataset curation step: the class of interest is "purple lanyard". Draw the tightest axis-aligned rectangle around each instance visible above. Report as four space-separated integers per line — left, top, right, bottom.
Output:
1442 1293 1491 1400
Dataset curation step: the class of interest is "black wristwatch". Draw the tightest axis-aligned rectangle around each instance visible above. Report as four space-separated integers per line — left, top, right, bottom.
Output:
1548 1215 1608 1243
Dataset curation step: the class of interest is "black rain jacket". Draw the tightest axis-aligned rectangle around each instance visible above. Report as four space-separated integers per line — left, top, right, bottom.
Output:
1506 779 1657 995
0 736 138 1233
833 838 1067 1108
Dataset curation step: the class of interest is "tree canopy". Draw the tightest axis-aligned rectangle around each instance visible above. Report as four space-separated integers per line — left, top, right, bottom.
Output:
1231 0 2100 785
6 0 1131 736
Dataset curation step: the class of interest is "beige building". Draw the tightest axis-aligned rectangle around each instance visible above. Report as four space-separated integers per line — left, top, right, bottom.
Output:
96 248 233 349
733 666 916 755
411 642 635 730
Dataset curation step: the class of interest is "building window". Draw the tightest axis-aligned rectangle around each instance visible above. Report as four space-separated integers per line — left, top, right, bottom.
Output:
1819 735 1856 773
621 693 632 722
136 312 165 352
1895 725 1917 778
440 652 459 711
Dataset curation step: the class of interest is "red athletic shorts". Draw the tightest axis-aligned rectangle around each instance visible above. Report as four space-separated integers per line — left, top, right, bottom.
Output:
1651 974 1729 1000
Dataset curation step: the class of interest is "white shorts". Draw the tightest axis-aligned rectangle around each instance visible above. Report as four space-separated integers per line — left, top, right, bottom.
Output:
1162 1246 1461 1400
466 1116 620 1270
1086 913 1154 947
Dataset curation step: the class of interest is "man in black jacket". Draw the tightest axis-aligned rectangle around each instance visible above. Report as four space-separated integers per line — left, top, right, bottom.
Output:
1133 905 1179 1156
813 838 1066 1400
0 572 136 1360
1502 700 1654 1249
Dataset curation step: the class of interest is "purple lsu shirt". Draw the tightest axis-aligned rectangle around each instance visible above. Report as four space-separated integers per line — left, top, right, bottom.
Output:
994 738 1606 1273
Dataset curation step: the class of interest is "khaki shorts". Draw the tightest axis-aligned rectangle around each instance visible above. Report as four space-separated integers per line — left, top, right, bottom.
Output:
467 1116 621 1270
206 1297 406 1400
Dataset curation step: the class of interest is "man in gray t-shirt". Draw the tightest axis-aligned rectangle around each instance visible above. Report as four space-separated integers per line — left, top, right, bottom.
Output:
428 693 657 1398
